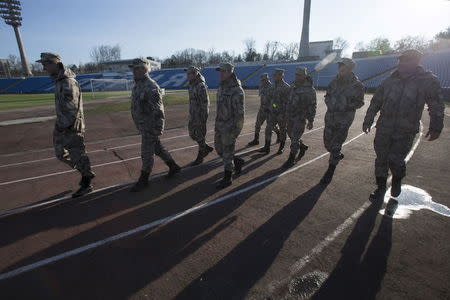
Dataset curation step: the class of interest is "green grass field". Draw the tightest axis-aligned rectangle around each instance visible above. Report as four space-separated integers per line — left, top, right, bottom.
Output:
0 90 217 113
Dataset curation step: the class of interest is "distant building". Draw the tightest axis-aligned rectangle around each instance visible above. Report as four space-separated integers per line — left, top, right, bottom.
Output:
101 57 161 73
299 41 342 62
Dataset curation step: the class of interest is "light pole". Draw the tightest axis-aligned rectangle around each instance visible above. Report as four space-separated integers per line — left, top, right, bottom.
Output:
0 0 32 76
298 0 311 60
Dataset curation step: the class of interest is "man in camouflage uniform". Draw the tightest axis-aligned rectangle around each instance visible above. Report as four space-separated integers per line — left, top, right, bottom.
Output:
282 67 317 168
215 62 245 189
129 58 181 192
37 52 95 198
363 50 444 198
247 73 280 146
321 58 365 184
185 66 214 165
258 68 290 155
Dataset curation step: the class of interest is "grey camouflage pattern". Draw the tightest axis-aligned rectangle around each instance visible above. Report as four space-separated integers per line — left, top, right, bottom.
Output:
323 73 365 165
188 74 210 143
52 67 93 177
265 80 290 143
287 77 317 154
363 66 445 178
215 73 245 171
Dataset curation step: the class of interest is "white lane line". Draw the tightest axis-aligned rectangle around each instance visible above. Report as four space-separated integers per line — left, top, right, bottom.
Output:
0 126 325 186
284 122 423 281
0 115 265 168
0 127 361 281
0 116 57 126
0 110 326 161
0 111 260 159
0 126 325 216
0 140 262 217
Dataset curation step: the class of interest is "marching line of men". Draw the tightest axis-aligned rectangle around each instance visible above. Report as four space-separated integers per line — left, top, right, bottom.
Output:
36 49 444 200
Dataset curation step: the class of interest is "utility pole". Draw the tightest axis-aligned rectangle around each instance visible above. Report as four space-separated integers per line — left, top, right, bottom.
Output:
0 0 32 76
298 0 311 60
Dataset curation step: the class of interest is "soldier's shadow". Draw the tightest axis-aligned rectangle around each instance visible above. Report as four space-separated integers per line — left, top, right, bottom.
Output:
1 153 288 300
312 196 392 300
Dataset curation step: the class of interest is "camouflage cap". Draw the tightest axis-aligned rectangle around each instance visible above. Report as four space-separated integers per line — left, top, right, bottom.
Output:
273 68 285 75
260 73 269 79
295 66 307 75
128 58 150 68
337 58 356 69
399 49 422 60
36 52 61 64
215 62 234 72
184 66 200 73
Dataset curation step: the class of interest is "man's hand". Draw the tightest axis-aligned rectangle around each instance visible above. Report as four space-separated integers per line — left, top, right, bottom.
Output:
425 130 440 141
362 123 371 134
307 121 313 130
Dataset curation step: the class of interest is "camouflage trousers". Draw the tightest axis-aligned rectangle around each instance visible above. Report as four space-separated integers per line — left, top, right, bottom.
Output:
214 131 237 172
374 130 416 178
141 131 173 173
255 108 280 136
287 118 306 155
53 129 93 177
189 115 208 143
323 111 355 165
265 112 287 143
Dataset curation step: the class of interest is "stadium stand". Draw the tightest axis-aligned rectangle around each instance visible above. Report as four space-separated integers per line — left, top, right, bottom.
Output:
0 78 21 92
0 49 448 98
3 76 53 93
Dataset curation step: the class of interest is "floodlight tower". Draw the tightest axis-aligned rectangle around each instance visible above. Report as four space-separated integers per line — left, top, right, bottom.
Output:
0 0 32 76
298 0 311 59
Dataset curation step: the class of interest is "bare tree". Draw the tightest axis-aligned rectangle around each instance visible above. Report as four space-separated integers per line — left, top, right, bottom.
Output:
90 44 121 63
394 36 429 52
244 38 259 62
263 41 279 61
334 37 349 51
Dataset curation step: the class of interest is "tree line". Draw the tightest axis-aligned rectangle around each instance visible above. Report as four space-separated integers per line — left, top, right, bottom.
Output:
1 27 449 77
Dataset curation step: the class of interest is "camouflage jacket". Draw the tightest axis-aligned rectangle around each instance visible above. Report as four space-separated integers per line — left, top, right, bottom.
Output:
188 74 209 121
325 73 365 113
131 74 165 135
364 66 444 134
288 76 317 123
258 81 272 111
271 80 291 114
215 73 245 136
53 67 85 132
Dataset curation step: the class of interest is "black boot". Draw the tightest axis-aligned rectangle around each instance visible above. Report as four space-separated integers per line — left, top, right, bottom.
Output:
276 141 285 155
72 175 94 198
258 139 271 154
275 130 281 144
190 150 204 166
130 171 150 192
216 170 233 189
233 157 245 175
296 143 309 162
282 152 296 168
320 164 336 184
370 176 387 200
166 160 181 178
391 176 402 197
247 132 260 146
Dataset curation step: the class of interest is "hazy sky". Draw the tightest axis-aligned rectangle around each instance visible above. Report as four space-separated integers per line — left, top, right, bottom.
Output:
1 0 449 65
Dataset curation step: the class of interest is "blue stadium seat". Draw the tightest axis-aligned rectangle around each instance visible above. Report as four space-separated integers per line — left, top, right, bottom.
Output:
0 78 21 92
3 76 53 93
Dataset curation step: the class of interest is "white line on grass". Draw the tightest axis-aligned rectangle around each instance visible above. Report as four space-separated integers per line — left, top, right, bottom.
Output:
0 127 362 281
